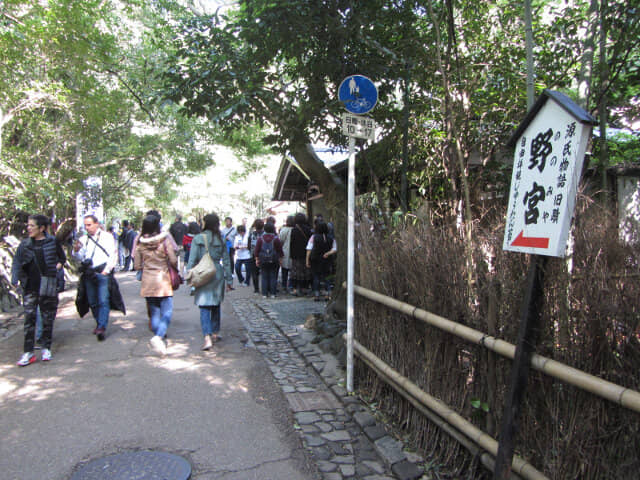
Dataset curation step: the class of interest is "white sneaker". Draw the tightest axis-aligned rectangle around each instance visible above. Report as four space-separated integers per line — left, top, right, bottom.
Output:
201 335 213 351
41 348 52 362
17 352 36 366
150 336 167 356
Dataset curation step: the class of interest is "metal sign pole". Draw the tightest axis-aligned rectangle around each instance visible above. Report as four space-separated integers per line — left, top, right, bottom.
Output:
339 74 377 394
346 135 356 392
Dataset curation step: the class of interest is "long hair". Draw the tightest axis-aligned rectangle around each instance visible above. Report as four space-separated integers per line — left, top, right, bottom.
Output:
202 213 222 242
141 215 161 237
252 219 264 232
294 212 307 226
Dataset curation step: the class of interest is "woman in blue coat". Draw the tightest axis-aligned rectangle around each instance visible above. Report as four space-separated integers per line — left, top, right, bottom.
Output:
186 213 233 351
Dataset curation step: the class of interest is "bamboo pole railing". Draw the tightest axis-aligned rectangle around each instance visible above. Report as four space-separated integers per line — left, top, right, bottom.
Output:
352 283 640 413
352 337 547 480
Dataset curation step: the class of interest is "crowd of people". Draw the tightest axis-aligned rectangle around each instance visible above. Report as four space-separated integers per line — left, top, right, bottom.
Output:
11 210 337 364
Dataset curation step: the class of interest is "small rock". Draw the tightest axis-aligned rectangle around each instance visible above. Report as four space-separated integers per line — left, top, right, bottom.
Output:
321 430 351 442
304 313 321 330
305 434 327 447
391 460 424 480
364 425 387 441
317 460 337 472
296 411 321 424
332 454 355 464
374 436 406 466
353 411 376 428
322 473 342 480
362 460 385 474
339 464 356 476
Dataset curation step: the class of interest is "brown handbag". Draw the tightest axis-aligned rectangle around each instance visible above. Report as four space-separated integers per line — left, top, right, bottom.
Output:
164 242 183 290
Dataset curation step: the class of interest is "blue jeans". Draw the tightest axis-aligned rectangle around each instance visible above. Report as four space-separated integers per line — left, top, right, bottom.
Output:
312 271 331 296
147 296 173 338
261 263 278 296
199 305 220 336
235 258 251 284
85 273 110 330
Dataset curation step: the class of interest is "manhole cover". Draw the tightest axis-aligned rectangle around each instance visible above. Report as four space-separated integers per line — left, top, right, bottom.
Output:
71 451 191 480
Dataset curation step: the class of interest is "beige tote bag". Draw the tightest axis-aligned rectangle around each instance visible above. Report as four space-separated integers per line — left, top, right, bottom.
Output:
186 233 217 288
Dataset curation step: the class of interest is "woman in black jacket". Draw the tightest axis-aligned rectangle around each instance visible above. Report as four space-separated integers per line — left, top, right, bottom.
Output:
289 213 312 296
12 214 66 366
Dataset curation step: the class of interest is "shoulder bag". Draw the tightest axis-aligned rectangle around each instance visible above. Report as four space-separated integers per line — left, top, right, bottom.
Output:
185 233 217 288
164 241 182 290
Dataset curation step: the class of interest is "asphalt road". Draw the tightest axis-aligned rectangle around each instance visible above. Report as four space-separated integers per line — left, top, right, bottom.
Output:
0 272 318 480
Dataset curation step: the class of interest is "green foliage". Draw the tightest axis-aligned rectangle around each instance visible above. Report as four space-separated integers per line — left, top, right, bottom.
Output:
592 131 640 167
0 0 222 229
2 0 638 230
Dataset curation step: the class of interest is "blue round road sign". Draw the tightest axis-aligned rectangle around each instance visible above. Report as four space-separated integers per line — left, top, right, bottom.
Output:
338 75 377 115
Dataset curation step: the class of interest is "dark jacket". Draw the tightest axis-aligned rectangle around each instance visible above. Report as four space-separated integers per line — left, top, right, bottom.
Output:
290 224 311 260
75 273 126 318
123 228 137 251
12 234 66 292
309 233 333 274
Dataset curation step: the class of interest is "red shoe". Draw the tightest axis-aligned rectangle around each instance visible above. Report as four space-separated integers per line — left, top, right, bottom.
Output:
17 352 36 366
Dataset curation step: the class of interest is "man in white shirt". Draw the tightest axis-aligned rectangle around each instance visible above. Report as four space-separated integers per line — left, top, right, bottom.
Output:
73 215 117 341
221 217 237 280
233 225 251 286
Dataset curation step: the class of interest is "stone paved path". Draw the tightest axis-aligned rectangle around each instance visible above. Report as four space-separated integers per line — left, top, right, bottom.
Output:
232 294 408 480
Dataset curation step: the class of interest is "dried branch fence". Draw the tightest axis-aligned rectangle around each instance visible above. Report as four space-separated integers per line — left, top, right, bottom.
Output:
350 283 640 478
353 200 640 479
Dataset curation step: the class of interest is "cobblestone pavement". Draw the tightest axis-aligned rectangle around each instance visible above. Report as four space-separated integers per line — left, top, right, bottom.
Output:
232 293 424 480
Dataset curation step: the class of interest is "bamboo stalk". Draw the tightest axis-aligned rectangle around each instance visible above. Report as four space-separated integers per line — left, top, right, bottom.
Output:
356 345 517 478
350 283 640 413
352 338 548 480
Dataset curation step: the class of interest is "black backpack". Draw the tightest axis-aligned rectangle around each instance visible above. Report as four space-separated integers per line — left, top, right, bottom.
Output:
258 236 278 264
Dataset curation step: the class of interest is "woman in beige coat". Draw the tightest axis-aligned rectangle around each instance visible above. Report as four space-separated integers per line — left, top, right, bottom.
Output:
134 214 178 355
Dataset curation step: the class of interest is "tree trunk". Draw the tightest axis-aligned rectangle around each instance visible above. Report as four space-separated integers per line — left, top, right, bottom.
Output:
427 0 474 288
400 73 410 213
577 0 599 109
524 0 535 110
598 0 609 208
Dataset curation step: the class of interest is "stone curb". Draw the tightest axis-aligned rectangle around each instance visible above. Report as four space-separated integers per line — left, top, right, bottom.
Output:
255 301 424 480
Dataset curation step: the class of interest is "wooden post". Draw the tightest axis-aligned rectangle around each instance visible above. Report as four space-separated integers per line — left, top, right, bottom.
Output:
494 254 548 479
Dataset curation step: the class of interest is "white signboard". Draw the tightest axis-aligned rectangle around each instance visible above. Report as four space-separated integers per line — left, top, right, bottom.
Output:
76 176 104 230
342 113 376 141
503 99 592 257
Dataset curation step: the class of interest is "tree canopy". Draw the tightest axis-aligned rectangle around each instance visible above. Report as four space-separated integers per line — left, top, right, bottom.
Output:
1 0 638 231
0 0 225 230
162 0 639 220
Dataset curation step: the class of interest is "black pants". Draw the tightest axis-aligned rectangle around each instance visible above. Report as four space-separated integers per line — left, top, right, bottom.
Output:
228 248 235 274
250 259 260 293
281 267 290 291
23 292 58 351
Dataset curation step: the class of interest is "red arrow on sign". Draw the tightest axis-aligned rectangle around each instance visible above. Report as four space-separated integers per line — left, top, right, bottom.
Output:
511 230 550 249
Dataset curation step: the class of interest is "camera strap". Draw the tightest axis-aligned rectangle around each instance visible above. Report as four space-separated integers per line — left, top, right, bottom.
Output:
87 231 109 260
